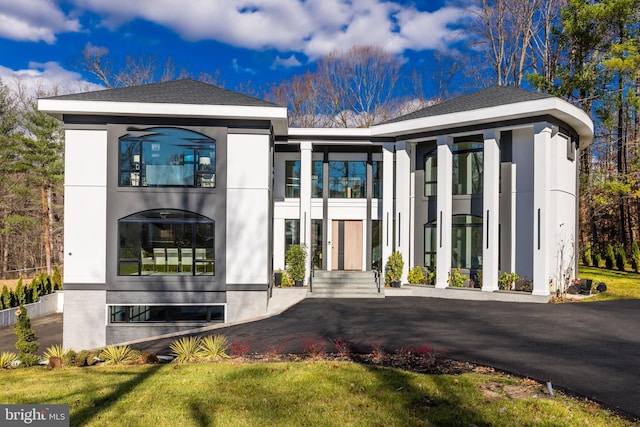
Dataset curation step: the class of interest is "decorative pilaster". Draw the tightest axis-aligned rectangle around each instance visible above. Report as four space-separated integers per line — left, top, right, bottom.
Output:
395 141 411 282
300 142 313 283
381 143 395 272
482 130 500 292
533 123 552 296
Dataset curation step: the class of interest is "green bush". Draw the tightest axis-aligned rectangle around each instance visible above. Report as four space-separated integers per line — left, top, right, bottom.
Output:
86 350 101 366
43 344 67 360
447 268 467 287
498 272 520 291
14 305 39 367
100 345 138 365
286 244 307 283
631 242 640 273
582 243 592 266
0 285 9 310
170 336 202 363
384 251 404 285
75 350 91 367
593 245 602 267
407 266 425 284
425 268 436 286
615 244 627 271
64 349 77 367
197 335 230 360
605 244 615 269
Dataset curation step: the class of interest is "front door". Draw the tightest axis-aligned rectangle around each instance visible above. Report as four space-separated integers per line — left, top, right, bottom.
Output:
331 220 363 270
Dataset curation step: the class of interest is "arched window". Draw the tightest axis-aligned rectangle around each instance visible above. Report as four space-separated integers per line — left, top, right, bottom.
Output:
119 127 216 188
118 209 214 276
451 215 483 269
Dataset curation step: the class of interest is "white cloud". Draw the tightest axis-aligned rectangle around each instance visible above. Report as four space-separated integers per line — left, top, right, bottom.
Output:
70 0 470 59
0 62 103 99
271 54 301 69
0 0 81 43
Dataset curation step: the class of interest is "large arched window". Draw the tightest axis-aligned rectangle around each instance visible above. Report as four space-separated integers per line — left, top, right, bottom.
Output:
451 215 483 269
118 209 214 276
119 127 216 188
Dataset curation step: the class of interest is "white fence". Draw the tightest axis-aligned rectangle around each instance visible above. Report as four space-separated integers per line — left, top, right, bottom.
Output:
0 292 63 328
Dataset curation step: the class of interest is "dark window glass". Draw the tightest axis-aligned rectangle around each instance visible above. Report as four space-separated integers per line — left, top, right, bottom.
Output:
285 219 300 257
452 141 483 195
424 150 437 197
424 222 437 268
119 127 216 188
372 220 382 271
311 219 323 269
311 160 323 198
285 160 301 198
118 209 214 276
109 305 224 323
372 161 382 199
451 215 483 269
329 161 366 198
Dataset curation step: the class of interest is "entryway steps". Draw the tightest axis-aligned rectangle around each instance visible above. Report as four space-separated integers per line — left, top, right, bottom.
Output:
308 270 384 298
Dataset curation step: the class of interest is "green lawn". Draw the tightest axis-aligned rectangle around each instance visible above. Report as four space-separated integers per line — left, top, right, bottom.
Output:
0 362 631 427
578 265 640 301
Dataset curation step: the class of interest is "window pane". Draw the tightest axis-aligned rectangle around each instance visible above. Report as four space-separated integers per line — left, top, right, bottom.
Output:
373 161 382 199
311 219 323 269
452 141 483 195
109 305 224 323
451 215 483 269
168 306 208 321
372 220 382 270
311 160 323 198
424 224 436 268
119 128 215 188
329 161 366 198
285 219 300 257
285 160 301 198
424 151 437 197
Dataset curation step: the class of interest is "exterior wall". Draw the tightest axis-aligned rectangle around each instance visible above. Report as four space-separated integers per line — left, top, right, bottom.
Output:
64 290 106 350
512 127 535 281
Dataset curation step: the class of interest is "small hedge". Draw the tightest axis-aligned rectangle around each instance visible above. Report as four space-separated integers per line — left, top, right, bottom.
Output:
0 268 62 310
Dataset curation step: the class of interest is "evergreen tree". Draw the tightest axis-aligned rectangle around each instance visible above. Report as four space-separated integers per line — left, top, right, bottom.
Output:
14 304 39 366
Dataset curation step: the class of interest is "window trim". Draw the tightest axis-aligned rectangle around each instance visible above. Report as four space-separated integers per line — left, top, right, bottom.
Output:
108 304 226 324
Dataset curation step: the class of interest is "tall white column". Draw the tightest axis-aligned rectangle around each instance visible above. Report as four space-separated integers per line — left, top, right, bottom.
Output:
533 123 552 296
381 143 395 271
482 130 500 292
435 135 452 288
395 141 411 282
300 142 313 284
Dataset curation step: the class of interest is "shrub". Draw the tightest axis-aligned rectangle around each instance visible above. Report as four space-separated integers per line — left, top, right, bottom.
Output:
75 350 91 367
593 245 603 267
447 268 467 287
0 352 18 369
197 335 230 360
0 285 9 310
278 269 294 287
86 350 101 366
425 268 436 286
582 243 592 266
286 243 307 283
100 345 138 365
330 338 352 359
14 305 39 367
498 272 520 291
384 251 404 285
302 338 326 358
631 242 640 273
407 266 425 284
605 244 615 269
43 345 68 360
170 336 202 363
138 352 160 364
615 244 627 271
64 349 77 367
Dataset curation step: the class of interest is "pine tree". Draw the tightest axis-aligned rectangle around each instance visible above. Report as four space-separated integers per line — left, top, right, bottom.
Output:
14 304 39 366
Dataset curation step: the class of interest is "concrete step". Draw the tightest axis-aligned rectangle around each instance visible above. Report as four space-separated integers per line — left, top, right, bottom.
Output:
308 270 382 298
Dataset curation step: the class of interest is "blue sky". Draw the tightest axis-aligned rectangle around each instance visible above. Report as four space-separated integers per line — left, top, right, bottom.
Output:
0 0 473 98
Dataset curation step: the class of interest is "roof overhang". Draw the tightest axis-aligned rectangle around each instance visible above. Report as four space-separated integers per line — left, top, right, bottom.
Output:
371 97 594 148
38 99 290 135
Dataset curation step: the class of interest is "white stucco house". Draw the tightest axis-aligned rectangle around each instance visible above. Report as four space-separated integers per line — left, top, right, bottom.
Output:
38 79 593 350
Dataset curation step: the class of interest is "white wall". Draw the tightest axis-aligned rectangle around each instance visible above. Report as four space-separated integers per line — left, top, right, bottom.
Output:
63 290 106 350
64 129 108 284
226 133 271 286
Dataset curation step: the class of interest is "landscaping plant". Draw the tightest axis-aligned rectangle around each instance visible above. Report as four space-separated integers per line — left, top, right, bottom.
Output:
384 251 404 286
631 241 640 273
605 244 615 269
407 265 425 284
170 336 202 363
285 243 307 285
447 267 467 287
99 345 138 365
197 335 230 360
14 305 39 367
0 351 18 369
615 244 627 271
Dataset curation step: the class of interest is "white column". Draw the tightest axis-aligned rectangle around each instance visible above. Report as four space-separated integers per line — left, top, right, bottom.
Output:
395 141 411 282
381 143 395 270
300 142 313 284
533 123 552 296
435 136 452 288
482 130 500 292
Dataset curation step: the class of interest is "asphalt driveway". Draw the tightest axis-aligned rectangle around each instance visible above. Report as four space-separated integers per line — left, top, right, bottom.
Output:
133 298 640 419
1 298 639 419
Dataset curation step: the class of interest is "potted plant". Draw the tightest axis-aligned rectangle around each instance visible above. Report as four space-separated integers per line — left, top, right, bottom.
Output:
286 244 307 287
384 251 404 287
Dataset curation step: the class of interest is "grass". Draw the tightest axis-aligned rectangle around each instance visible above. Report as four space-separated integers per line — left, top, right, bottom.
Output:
578 265 640 301
0 362 632 427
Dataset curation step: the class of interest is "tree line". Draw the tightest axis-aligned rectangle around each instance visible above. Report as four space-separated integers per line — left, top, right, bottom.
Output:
0 0 638 278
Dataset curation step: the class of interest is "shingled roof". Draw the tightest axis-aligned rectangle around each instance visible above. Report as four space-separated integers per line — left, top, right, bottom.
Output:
43 78 282 108
383 86 554 124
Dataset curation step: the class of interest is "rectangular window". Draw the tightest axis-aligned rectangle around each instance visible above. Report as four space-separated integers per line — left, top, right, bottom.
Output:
311 219 323 269
371 220 382 270
372 161 382 199
329 161 366 198
311 160 323 198
424 224 436 268
452 141 483 196
109 305 224 323
424 151 437 197
285 219 300 257
451 215 483 269
285 160 301 198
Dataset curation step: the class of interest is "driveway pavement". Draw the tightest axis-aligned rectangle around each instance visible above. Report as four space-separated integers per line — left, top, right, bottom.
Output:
1 299 639 419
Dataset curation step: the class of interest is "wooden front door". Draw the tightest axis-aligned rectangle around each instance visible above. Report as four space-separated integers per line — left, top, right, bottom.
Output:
331 220 363 270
